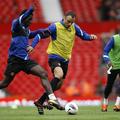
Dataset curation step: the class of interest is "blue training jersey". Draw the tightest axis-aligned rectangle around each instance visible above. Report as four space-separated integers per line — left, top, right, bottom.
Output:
8 6 47 60
9 7 34 60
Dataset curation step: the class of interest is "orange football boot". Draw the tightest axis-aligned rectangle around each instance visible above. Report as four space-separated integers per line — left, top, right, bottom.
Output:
101 104 108 112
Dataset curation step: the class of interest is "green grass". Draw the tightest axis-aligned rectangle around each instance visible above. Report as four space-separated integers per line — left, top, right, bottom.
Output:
0 106 119 120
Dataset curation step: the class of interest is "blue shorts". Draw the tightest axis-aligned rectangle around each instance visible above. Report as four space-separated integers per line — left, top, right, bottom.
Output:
48 58 69 79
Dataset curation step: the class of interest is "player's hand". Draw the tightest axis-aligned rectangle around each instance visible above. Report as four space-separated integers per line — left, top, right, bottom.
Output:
29 5 35 12
90 34 97 40
26 46 34 54
31 5 35 10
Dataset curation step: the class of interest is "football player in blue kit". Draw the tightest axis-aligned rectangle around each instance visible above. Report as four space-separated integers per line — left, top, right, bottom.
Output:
0 6 62 114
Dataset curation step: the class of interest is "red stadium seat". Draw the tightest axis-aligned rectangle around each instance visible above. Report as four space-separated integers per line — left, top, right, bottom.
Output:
60 0 100 22
0 0 44 23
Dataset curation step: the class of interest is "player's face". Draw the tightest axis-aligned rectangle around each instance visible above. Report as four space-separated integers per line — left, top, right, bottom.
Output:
64 15 75 28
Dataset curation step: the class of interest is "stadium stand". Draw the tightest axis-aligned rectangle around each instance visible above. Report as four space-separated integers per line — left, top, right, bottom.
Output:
60 0 100 22
0 0 44 23
0 0 120 100
0 33 101 99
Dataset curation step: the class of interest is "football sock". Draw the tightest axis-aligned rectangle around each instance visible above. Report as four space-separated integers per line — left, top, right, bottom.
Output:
50 77 60 91
115 96 120 106
48 93 56 100
38 93 47 105
103 98 108 105
38 77 60 105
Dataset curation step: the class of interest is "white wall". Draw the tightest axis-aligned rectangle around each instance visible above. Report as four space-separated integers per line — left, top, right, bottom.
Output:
40 0 63 23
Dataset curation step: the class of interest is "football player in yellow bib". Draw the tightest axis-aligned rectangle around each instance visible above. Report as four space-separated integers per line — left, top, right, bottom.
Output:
30 11 97 114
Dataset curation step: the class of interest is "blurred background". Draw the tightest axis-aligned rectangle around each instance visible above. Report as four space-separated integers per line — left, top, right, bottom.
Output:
0 0 120 105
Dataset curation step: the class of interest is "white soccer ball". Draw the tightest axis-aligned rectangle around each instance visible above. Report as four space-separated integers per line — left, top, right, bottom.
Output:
65 102 78 115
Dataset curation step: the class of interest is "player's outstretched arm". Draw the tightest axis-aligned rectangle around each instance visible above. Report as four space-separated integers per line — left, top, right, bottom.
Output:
74 24 97 40
29 28 51 39
20 6 34 22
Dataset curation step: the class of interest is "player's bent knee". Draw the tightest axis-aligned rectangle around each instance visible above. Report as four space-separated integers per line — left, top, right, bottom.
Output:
54 73 63 80
54 67 63 79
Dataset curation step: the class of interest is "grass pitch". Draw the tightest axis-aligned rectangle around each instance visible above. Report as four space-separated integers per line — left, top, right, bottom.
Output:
0 106 119 120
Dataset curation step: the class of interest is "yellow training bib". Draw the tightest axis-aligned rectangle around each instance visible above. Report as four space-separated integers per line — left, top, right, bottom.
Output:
47 22 75 59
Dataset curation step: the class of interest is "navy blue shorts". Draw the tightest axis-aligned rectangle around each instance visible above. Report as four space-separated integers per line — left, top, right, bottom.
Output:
48 58 69 79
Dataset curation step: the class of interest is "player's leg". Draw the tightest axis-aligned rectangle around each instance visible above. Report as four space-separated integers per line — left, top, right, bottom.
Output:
102 70 118 112
113 96 120 111
0 57 21 89
34 60 63 107
34 77 63 112
36 60 68 110
25 60 62 114
34 77 60 114
30 65 63 113
113 72 120 111
53 60 69 90
29 65 53 94
0 75 14 89
47 66 65 109
37 77 61 106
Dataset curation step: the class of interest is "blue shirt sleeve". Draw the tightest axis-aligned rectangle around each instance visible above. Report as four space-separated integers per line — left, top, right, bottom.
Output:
48 23 57 40
19 6 34 25
31 34 41 48
12 19 20 32
30 25 56 48
12 6 34 32
74 24 91 40
103 37 114 63
29 28 51 39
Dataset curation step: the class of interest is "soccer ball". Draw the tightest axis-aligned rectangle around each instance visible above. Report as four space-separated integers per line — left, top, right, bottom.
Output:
65 102 78 115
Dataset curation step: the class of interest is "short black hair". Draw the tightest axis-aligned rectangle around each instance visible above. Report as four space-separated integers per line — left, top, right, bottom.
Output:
65 11 76 18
